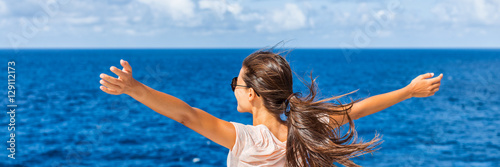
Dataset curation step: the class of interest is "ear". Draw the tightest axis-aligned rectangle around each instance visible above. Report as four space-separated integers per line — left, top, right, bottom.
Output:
248 88 258 101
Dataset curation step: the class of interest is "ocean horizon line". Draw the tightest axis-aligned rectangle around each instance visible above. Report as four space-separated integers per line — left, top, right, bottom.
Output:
1 47 500 50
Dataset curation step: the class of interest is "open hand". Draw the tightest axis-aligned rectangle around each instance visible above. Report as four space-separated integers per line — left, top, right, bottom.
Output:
407 73 443 98
99 59 138 95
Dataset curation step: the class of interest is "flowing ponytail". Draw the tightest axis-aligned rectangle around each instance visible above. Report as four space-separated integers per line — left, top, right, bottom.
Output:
242 49 383 167
285 74 382 167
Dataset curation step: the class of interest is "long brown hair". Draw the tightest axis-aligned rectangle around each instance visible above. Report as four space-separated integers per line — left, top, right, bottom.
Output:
241 48 383 167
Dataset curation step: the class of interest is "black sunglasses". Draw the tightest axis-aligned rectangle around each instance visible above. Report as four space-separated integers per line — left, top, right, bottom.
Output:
231 77 260 96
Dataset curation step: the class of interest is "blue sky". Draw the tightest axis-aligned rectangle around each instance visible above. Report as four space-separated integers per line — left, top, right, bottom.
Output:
1 0 499 48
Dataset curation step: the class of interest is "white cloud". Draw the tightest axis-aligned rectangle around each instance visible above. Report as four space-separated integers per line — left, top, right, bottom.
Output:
199 0 242 18
138 0 195 21
108 16 129 25
1 0 499 48
432 0 500 26
326 2 392 27
473 0 500 25
235 12 262 22
256 3 308 32
66 16 100 25
0 0 7 15
377 30 392 37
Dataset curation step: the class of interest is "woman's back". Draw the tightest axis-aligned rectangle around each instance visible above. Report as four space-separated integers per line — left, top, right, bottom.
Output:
227 122 287 167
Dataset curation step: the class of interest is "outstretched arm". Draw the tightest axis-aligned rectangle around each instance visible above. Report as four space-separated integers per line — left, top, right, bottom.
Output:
331 73 443 126
99 59 236 150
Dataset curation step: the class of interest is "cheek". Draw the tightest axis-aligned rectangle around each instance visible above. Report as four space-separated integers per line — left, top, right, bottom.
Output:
235 91 250 112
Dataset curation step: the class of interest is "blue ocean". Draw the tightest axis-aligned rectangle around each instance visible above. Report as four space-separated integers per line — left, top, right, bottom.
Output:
0 49 499 166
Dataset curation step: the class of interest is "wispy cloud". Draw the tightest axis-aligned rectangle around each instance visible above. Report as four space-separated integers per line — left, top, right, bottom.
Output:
432 0 500 26
255 3 309 32
0 0 499 48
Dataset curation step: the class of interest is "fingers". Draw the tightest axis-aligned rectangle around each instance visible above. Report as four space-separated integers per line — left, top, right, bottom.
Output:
430 82 441 90
120 59 132 73
100 73 120 85
419 73 434 79
99 73 123 95
110 66 127 78
430 87 440 92
427 82 441 96
100 79 121 90
100 59 132 95
100 85 120 95
428 73 443 84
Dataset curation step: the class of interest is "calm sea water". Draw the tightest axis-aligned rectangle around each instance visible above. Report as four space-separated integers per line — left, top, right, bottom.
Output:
0 49 499 166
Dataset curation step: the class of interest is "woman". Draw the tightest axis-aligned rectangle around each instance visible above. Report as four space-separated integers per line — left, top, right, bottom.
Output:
99 49 443 167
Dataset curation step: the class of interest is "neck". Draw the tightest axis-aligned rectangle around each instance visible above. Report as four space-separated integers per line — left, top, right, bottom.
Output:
251 105 288 142
252 106 279 126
